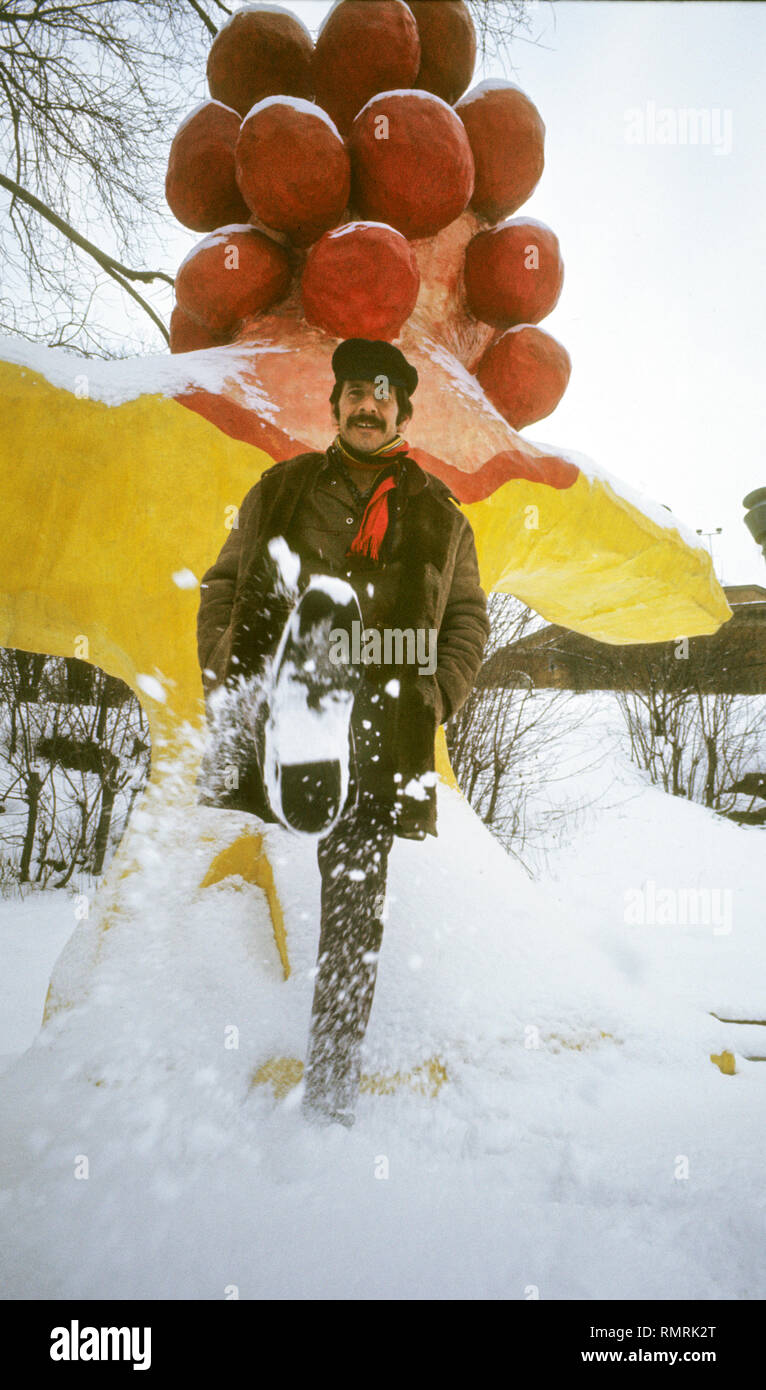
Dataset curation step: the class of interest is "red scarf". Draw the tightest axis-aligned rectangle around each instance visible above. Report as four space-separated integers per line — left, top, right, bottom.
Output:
348 474 398 562
335 434 410 563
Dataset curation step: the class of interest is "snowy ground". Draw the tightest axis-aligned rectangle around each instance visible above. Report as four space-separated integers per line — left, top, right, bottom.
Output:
0 707 764 1301
0 891 75 1071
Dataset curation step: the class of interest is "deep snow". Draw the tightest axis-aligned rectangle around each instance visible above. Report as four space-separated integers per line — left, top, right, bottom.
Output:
1 700 764 1301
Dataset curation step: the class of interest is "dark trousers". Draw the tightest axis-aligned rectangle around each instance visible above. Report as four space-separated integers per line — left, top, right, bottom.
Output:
302 793 394 1120
302 680 396 1121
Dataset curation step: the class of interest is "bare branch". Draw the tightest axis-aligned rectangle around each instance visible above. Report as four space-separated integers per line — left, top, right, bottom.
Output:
0 172 173 285
0 0 208 353
0 171 171 340
185 0 218 38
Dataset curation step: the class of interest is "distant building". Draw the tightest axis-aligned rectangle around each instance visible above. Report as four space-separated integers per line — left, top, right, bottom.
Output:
480 586 766 695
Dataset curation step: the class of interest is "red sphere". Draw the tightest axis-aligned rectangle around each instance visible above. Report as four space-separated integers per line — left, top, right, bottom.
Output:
349 91 474 240
175 226 292 336
235 97 350 247
312 0 420 136
301 221 420 340
457 81 545 222
464 219 564 328
407 1 475 104
169 304 228 354
206 5 313 118
165 101 250 233
477 325 571 428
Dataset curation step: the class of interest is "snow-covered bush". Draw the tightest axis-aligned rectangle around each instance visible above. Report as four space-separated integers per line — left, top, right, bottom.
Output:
0 650 150 889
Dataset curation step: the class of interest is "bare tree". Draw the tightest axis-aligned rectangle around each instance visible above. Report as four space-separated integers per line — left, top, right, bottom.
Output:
611 625 766 821
0 0 219 354
0 649 150 887
447 596 605 875
466 0 550 72
0 649 59 882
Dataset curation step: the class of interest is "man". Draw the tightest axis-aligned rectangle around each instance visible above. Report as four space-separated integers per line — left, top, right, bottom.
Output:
197 338 490 1126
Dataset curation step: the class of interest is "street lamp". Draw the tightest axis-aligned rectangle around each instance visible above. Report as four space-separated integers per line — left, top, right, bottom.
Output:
696 526 722 571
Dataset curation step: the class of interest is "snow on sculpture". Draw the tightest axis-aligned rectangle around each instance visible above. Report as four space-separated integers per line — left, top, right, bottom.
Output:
206 3 314 115
408 0 476 104
349 90 476 239
457 80 546 220
0 0 733 1100
165 100 251 232
236 97 351 246
463 218 564 327
476 325 572 430
312 0 421 134
302 222 421 339
175 225 292 336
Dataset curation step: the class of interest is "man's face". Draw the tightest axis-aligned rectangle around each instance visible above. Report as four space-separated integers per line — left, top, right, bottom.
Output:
335 378 407 453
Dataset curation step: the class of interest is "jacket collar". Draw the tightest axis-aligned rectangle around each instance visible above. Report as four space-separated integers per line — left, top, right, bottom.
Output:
320 444 429 498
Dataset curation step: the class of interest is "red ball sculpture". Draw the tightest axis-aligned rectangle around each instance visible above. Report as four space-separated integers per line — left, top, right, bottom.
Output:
457 81 545 223
301 221 420 340
464 219 564 328
476 325 572 428
236 97 350 247
165 101 250 233
169 304 228 354
312 0 420 136
175 226 292 337
349 91 474 241
407 1 476 105
206 4 313 118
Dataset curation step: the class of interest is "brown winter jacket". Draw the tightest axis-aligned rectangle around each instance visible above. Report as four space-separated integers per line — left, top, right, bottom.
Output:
196 450 490 837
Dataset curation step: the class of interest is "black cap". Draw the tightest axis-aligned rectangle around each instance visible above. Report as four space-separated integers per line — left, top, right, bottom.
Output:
331 338 418 396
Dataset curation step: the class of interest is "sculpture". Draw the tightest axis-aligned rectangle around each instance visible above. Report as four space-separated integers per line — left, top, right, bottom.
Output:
0 0 731 1096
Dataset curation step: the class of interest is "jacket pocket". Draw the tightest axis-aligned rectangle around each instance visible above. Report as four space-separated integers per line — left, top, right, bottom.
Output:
418 671 444 726
422 560 446 628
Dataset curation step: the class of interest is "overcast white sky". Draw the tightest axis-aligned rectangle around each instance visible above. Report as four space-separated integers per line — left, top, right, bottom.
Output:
491 0 766 589
158 1 766 587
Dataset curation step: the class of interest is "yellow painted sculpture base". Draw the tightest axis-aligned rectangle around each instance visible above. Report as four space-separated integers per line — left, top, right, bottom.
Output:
710 1051 737 1075
251 1056 449 1102
200 830 290 979
0 355 736 1094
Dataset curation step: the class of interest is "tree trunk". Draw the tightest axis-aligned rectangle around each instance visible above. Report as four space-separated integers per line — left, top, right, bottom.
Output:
19 770 41 883
92 781 116 876
704 734 718 808
15 651 45 702
65 658 94 705
671 742 683 796
55 799 89 890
